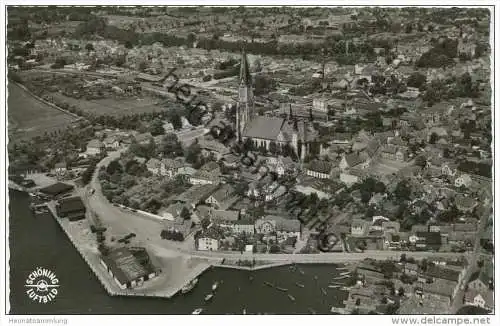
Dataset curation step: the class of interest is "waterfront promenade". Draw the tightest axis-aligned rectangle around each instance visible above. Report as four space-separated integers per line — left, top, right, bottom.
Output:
86 149 471 265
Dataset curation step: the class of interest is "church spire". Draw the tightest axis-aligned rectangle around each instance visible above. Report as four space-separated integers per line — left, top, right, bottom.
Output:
240 48 252 86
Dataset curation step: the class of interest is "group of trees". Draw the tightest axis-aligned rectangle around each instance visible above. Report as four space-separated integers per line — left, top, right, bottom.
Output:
160 229 185 241
422 72 481 106
353 177 387 205
416 37 458 68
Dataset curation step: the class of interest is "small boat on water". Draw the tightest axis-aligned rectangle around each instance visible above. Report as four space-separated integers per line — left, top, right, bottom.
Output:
298 269 305 275
212 281 219 291
238 286 241 292
313 275 318 280
340 271 351 276
204 294 214 302
181 278 198 294
333 275 349 280
308 308 317 314
321 288 327 296
192 308 203 315
243 309 246 315
328 285 340 289
295 282 305 288
264 281 275 288
276 286 288 292
287 294 296 302
330 282 344 286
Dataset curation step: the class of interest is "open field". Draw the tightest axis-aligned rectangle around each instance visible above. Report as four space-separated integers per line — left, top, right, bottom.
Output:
7 82 78 139
49 92 169 116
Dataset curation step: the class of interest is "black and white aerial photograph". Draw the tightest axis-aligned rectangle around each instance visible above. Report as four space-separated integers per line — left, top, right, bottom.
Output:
2 2 498 322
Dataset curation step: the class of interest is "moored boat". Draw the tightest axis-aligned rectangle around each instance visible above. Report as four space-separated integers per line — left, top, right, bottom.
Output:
181 278 198 294
328 285 340 289
264 281 275 288
212 281 219 291
276 286 288 292
288 294 296 302
298 268 305 275
192 308 203 315
204 294 214 302
295 282 305 288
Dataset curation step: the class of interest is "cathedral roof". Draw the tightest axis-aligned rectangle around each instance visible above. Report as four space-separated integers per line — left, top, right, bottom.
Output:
243 116 285 140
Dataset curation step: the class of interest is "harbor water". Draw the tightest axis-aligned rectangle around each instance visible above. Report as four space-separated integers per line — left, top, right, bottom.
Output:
9 190 348 315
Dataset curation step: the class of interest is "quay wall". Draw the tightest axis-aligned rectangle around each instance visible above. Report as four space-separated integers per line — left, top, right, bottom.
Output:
46 203 124 297
214 260 292 271
45 203 211 299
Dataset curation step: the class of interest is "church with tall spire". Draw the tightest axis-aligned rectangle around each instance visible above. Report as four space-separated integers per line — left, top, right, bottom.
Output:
236 49 254 141
235 50 318 161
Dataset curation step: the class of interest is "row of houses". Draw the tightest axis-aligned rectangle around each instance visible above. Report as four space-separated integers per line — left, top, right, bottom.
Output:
196 213 301 251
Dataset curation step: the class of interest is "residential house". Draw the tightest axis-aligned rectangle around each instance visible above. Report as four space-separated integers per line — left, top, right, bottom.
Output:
464 290 494 311
424 264 464 284
175 184 219 209
418 278 459 300
468 262 493 292
305 160 334 179
255 215 301 240
422 103 453 126
146 158 162 175
161 158 183 178
86 139 105 156
339 153 364 170
442 162 458 177
410 232 442 251
454 174 473 188
274 156 296 176
189 162 222 185
351 218 369 237
231 220 255 234
198 139 230 160
380 145 408 162
313 98 327 113
197 236 220 251
103 136 121 150
54 162 67 175
381 221 400 234
205 184 238 210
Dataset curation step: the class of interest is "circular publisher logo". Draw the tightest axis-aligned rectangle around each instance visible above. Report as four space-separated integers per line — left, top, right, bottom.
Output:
25 267 60 303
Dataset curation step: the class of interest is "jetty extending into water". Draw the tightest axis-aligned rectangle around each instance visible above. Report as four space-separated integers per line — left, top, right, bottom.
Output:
46 202 216 299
